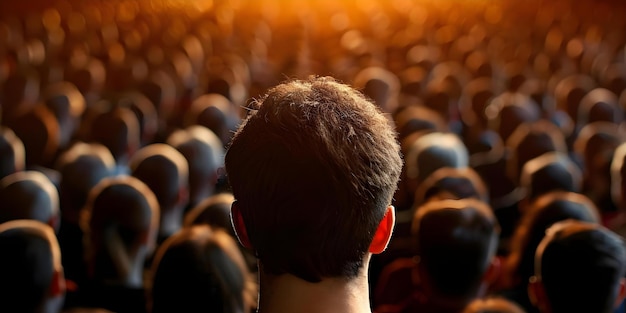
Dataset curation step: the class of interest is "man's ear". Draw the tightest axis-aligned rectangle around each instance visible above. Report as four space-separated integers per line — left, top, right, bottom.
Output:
231 200 252 249
369 205 395 254
615 278 626 309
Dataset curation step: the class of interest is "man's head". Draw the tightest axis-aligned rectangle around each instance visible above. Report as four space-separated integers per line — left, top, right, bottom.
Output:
520 152 582 202
0 219 65 313
225 77 402 282
411 199 500 301
150 225 253 313
129 143 189 214
530 220 626 313
404 131 469 194
0 127 25 179
167 126 224 207
0 171 60 231
82 176 159 283
56 142 115 223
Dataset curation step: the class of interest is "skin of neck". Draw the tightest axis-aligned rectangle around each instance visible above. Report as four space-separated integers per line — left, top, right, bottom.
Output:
257 255 373 313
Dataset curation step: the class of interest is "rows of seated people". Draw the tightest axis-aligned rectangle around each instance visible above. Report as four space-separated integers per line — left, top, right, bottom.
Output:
2 0 626 312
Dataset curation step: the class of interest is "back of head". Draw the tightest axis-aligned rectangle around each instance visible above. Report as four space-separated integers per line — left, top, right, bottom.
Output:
0 220 63 313
415 167 489 207
56 142 115 219
167 126 224 207
151 225 249 313
412 199 499 299
405 132 469 184
394 105 448 141
225 77 402 282
520 152 582 201
535 220 626 313
44 81 86 148
0 171 59 230
9 105 60 167
0 127 25 179
506 119 567 184
83 176 159 281
88 104 140 164
353 66 400 113
130 143 188 212
184 193 235 236
185 93 235 147
508 191 600 285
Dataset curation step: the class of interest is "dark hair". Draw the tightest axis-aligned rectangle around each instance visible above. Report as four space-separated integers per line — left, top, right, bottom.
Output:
0 220 60 313
83 176 159 280
151 226 251 313
520 152 582 201
225 77 402 282
412 199 499 298
0 127 25 180
506 191 599 287
537 221 626 313
505 119 567 184
56 142 115 215
129 143 188 211
415 167 489 207
0 171 59 227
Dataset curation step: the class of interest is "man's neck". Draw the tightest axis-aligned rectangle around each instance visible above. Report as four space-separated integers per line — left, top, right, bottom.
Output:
258 271 372 313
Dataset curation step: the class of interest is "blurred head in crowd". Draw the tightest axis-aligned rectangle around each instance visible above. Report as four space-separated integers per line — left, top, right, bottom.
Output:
0 220 65 313
82 176 159 287
412 199 500 310
520 152 582 203
150 225 255 313
86 104 140 166
130 143 188 243
8 105 60 168
530 220 626 313
414 166 488 208
185 93 238 147
184 193 235 236
0 127 25 180
0 171 60 231
167 125 224 208
43 82 86 149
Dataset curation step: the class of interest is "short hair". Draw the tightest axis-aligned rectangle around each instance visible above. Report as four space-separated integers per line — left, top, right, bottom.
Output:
225 77 402 282
405 132 469 183
167 126 224 206
82 176 159 279
353 66 400 113
56 142 115 215
536 220 626 313
412 199 499 298
506 119 567 183
487 93 540 142
0 171 59 228
0 127 25 179
507 191 599 286
87 104 140 163
129 143 189 211
184 193 235 236
184 93 236 147
414 167 489 207
150 225 253 313
0 219 62 313
8 105 60 167
578 88 621 126
520 152 582 201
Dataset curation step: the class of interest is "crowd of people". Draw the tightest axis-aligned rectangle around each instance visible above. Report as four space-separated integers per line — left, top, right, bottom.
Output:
2 0 626 312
